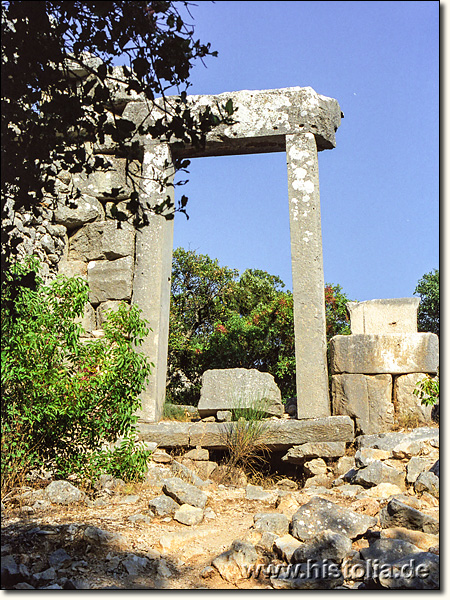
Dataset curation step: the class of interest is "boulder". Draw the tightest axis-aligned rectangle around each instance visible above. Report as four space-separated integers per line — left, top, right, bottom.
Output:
291 529 352 565
406 457 435 484
352 461 405 489
375 552 439 589
304 457 328 476
379 498 439 534
148 495 179 517
274 534 302 562
45 481 85 505
162 477 208 509
380 527 439 552
360 538 422 562
355 447 390 468
290 496 377 541
356 427 439 452
198 368 284 417
414 472 439 499
212 540 259 583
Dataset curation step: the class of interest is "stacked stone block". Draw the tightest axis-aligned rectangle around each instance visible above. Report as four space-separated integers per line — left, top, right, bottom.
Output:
330 299 439 435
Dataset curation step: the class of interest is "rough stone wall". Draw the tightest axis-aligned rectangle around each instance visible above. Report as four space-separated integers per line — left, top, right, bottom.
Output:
330 299 439 435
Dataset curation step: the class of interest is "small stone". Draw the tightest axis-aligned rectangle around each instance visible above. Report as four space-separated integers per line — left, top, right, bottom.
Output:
200 565 216 579
253 512 290 536
118 494 140 504
291 529 353 565
45 480 85 505
216 410 232 422
355 447 390 468
174 504 204 526
276 478 298 491
127 513 153 524
406 457 434 484
183 447 209 461
48 548 72 568
360 538 422 562
14 583 35 590
274 534 302 562
245 484 274 502
163 477 208 509
365 483 403 499
335 456 356 477
379 498 439 534
122 554 149 577
151 450 173 464
380 527 439 551
83 526 124 545
149 495 180 517
414 471 439 498
156 559 172 579
304 457 328 476
352 460 405 489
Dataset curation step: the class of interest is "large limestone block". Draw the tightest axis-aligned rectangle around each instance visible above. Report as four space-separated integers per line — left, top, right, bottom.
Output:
87 256 134 303
138 422 190 446
332 374 394 435
123 86 342 155
189 416 354 451
347 298 420 335
72 156 140 200
330 334 439 375
69 221 135 261
394 373 436 423
54 195 105 230
198 368 284 417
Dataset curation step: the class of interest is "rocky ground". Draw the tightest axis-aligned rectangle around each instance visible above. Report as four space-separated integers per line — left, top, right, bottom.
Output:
1 425 439 590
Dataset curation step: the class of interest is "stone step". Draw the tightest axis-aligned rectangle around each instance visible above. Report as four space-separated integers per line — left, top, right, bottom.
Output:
138 416 354 450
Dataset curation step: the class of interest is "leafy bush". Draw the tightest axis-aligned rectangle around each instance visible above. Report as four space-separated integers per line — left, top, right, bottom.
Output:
413 375 439 407
415 269 439 336
1 259 152 490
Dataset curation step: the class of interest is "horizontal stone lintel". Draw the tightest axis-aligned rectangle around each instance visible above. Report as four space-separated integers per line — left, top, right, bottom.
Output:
138 416 354 450
122 86 342 155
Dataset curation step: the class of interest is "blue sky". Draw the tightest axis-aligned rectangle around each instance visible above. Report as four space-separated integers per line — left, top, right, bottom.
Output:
171 1 439 302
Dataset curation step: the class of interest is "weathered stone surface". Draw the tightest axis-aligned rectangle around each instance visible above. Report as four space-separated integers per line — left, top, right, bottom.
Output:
162 477 208 509
45 481 85 505
87 256 134 303
379 498 439 534
69 221 135 262
72 156 140 200
274 534 302 562
414 471 439 498
282 441 346 463
57 257 88 279
291 496 377 541
139 421 190 447
332 374 393 435
365 483 403 499
286 132 330 419
406 456 435 484
148 495 179 516
48 548 72 568
352 461 405 490
356 426 439 451
144 464 171 486
123 87 342 155
330 333 439 375
122 554 149 577
347 298 420 335
183 447 209 461
270 562 344 589
334 483 366 497
159 529 214 554
335 456 356 477
84 526 124 545
55 195 105 230
430 459 439 478
303 474 332 489
170 460 208 487
394 373 436 423
380 527 439 552
180 458 218 481
355 447 390 468
304 457 328 476
375 552 439 589
361 538 422 562
212 540 259 583
150 449 172 464
245 484 274 502
391 439 424 459
174 504 204 526
216 410 232 422
198 368 284 417
291 530 352 565
253 513 290 536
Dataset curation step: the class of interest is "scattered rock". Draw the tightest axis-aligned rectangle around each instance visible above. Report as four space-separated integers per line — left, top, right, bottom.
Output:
122 554 149 577
183 447 209 461
148 495 180 517
212 540 259 583
352 460 405 489
414 471 439 498
375 552 439 589
282 442 346 463
379 498 439 534
48 548 72 568
291 529 352 565
270 561 344 589
216 410 232 422
174 504 204 526
406 456 434 484
274 534 302 562
253 513 290 536
163 477 208 509
83 526 124 545
291 496 377 541
45 480 85 505
151 450 173 464
365 482 403 499
360 538 422 562
171 461 209 487
275 478 298 491
334 456 356 477
304 457 328 476
380 527 439 551
245 484 274 502
127 513 153 524
354 447 390 468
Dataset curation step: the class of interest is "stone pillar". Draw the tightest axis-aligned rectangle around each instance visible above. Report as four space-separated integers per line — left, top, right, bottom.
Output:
132 143 174 422
286 132 330 418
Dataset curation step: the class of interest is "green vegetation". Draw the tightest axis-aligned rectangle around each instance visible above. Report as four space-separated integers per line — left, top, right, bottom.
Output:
1 259 152 492
413 375 439 407
167 247 353 405
414 269 439 336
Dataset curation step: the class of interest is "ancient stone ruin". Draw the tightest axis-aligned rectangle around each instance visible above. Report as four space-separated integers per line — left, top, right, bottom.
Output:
5 82 439 440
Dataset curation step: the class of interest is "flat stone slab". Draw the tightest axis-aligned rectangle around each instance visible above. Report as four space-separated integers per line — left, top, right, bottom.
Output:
138 416 354 450
330 333 439 375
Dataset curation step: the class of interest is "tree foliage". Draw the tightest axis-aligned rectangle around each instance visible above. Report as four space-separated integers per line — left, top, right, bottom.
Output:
167 248 353 404
1 1 234 269
1 258 152 487
414 269 439 336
